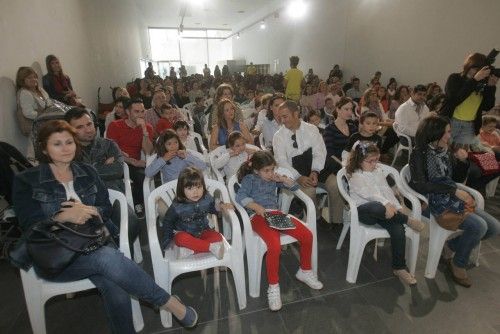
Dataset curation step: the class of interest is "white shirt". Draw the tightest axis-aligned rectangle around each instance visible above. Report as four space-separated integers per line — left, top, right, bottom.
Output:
394 98 430 137
18 88 53 119
212 146 249 180
349 166 401 209
261 118 281 149
254 110 267 132
272 120 326 180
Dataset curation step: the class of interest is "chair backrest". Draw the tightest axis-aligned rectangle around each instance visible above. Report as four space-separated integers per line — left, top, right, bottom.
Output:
191 132 208 156
258 133 266 149
209 144 261 183
393 123 413 149
122 162 134 208
400 164 428 203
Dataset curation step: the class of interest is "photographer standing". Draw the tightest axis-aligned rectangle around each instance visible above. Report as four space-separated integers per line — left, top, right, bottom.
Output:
441 53 498 147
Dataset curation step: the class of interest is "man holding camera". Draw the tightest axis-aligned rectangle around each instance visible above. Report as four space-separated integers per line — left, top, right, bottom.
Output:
441 51 499 147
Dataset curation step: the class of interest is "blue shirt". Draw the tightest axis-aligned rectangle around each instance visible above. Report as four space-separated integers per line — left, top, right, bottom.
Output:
235 173 299 215
145 151 207 182
217 122 241 146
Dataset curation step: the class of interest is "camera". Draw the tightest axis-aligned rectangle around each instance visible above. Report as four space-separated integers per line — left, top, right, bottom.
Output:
485 48 500 77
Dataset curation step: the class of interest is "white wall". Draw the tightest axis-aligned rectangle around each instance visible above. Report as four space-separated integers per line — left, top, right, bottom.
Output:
0 0 96 150
343 0 500 92
0 0 148 151
232 0 349 79
233 0 500 101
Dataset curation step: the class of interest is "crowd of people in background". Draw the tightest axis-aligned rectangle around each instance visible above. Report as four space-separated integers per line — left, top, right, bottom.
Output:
9 51 500 331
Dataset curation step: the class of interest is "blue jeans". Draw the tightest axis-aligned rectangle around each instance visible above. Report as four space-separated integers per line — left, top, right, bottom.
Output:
448 208 500 268
49 246 170 334
357 201 408 270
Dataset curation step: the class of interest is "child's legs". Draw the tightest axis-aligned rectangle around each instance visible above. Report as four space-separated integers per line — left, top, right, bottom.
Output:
251 214 282 285
357 202 407 270
200 230 223 243
282 216 313 271
174 231 210 252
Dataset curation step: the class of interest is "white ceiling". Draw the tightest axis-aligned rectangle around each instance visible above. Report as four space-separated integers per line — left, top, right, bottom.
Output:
135 0 284 30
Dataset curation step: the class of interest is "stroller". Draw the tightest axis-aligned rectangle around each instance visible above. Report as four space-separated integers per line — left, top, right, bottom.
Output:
0 142 33 259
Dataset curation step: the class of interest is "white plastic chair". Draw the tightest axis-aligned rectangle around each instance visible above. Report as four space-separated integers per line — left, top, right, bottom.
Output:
391 124 413 166
227 174 318 298
191 131 208 157
122 162 143 263
258 132 266 150
146 178 246 327
400 164 483 279
20 189 144 334
336 165 421 283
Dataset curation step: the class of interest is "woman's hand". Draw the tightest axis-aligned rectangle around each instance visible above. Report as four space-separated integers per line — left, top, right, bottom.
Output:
454 148 469 161
228 149 238 157
384 203 397 219
54 201 98 225
455 189 475 207
473 66 491 81
177 150 187 159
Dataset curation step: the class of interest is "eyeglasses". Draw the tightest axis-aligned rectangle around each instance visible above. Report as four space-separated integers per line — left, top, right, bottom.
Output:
291 134 298 148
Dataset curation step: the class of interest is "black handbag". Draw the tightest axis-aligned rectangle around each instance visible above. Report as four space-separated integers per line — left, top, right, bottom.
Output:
9 216 109 279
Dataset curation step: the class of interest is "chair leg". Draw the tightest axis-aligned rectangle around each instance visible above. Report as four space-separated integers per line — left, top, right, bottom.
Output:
406 234 419 275
133 238 143 263
346 234 365 283
425 222 447 279
248 248 264 298
229 260 247 310
130 297 144 332
336 212 350 250
21 271 47 334
391 146 401 166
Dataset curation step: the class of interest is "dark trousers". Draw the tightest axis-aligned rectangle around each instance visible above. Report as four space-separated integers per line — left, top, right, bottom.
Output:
127 164 145 206
110 201 141 253
357 201 408 270
381 127 400 154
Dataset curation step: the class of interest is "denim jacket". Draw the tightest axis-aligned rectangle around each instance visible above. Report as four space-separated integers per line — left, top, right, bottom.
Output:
160 193 218 249
12 162 113 232
235 173 299 215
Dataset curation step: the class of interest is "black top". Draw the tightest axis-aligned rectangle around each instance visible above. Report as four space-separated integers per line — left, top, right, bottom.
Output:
345 132 383 152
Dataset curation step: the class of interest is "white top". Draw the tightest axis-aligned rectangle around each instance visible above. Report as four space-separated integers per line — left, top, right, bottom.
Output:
61 181 82 202
349 166 401 209
394 98 431 137
272 120 326 180
254 109 267 132
212 146 249 180
182 135 198 153
261 118 281 149
18 88 53 119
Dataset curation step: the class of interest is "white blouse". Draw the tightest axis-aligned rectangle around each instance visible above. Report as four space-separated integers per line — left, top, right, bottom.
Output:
349 165 401 209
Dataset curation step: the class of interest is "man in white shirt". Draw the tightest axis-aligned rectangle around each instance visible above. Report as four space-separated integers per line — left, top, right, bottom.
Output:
273 100 344 224
394 85 431 140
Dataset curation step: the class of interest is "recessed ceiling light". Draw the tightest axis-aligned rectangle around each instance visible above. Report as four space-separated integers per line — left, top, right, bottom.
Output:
222 23 228 26
237 10 245 13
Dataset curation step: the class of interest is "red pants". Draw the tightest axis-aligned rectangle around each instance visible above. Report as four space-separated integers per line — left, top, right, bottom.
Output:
251 211 313 284
174 230 223 253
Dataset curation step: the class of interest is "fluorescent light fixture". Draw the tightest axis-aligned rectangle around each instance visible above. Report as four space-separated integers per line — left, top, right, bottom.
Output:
260 21 266 29
286 0 307 18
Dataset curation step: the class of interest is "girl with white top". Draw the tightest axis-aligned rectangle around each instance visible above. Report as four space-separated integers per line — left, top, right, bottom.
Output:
212 131 259 180
346 141 424 285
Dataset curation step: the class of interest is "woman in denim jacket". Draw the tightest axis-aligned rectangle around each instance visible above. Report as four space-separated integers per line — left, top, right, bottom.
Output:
409 115 500 288
13 120 198 333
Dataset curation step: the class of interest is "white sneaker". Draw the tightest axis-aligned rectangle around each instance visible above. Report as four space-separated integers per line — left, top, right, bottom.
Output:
295 269 323 290
176 247 194 259
267 284 282 311
209 242 224 260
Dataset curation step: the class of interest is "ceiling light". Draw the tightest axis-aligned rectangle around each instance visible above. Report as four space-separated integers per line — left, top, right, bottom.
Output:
260 21 266 29
286 0 307 18
236 32 240 39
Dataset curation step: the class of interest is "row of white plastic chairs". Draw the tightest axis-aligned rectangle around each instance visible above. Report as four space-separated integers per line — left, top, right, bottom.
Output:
20 158 484 333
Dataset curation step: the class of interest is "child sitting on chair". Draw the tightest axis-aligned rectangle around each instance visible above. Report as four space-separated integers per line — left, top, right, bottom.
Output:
145 129 206 182
161 167 233 259
212 131 259 180
346 141 424 285
235 151 323 311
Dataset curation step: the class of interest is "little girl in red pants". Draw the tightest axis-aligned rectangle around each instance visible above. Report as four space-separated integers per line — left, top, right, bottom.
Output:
235 151 323 311
161 167 233 259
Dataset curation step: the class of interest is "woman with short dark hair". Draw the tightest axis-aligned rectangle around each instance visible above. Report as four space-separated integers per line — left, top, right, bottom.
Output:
409 115 500 287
